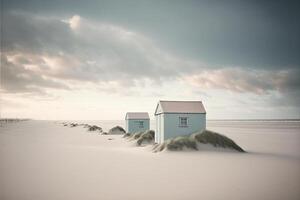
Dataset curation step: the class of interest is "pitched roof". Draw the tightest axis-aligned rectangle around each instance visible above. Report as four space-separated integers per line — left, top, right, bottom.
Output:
125 112 150 120
155 100 206 115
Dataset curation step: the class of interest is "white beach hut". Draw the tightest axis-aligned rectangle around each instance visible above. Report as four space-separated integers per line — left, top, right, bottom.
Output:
154 100 206 144
125 112 150 133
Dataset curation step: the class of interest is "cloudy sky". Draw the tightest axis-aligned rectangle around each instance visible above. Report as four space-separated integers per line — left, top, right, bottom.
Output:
1 0 300 120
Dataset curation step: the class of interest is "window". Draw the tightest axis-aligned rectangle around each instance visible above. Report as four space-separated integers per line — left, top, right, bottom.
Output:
179 117 188 127
138 121 144 128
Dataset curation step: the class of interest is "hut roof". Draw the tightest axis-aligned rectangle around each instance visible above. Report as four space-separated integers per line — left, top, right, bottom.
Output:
125 112 150 120
155 100 206 115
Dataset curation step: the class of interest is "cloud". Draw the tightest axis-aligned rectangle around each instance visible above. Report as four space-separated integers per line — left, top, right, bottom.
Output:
1 54 70 94
183 68 300 107
3 1 300 69
184 68 300 94
2 12 190 94
67 15 81 30
1 11 299 107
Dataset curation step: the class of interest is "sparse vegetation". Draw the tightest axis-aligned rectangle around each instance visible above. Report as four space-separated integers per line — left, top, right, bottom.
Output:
88 125 102 132
124 130 155 146
62 122 103 133
137 130 155 146
166 136 198 151
123 132 132 138
70 123 78 127
108 126 126 134
132 131 144 140
153 130 245 152
83 124 90 128
60 122 244 153
193 130 245 152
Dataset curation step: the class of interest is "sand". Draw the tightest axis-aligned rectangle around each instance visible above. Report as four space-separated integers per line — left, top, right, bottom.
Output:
0 120 299 200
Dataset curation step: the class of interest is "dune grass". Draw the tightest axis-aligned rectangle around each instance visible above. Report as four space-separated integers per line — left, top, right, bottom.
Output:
123 132 132 138
137 130 155 146
124 130 155 146
62 122 103 133
87 125 102 132
166 136 198 151
69 123 79 127
153 129 245 152
131 131 144 140
194 130 245 152
108 126 126 134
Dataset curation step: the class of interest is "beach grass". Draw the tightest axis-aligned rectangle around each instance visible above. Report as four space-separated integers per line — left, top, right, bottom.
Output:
136 130 155 146
108 126 126 134
153 129 245 152
193 130 245 152
124 130 155 146
87 125 103 132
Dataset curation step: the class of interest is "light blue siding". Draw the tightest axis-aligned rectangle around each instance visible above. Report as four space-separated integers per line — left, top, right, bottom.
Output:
156 113 206 143
126 119 149 133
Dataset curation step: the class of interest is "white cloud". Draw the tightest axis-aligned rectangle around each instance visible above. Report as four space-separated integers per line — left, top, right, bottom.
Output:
2 12 300 114
66 15 81 30
2 12 195 94
183 68 300 95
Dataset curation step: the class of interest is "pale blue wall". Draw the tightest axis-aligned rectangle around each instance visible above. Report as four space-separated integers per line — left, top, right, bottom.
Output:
155 113 206 143
126 119 149 133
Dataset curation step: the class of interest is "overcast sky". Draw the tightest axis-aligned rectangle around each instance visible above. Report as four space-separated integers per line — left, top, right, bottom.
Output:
1 0 300 120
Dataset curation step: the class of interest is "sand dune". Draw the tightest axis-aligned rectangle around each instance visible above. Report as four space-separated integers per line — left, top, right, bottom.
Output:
0 120 299 200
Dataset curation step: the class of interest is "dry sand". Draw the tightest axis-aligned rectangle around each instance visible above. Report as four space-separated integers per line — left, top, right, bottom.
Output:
0 120 299 200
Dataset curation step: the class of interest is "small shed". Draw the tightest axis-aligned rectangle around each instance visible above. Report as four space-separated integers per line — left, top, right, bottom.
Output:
154 100 206 144
125 112 150 133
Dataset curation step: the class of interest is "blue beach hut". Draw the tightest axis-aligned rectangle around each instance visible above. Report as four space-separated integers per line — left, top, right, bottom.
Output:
125 112 150 133
154 100 206 143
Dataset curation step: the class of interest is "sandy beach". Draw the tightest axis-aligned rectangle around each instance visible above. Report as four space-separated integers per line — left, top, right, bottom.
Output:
0 120 299 200
2 1 300 199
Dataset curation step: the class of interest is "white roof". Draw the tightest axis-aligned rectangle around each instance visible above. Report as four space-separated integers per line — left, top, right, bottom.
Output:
125 112 150 120
155 100 206 115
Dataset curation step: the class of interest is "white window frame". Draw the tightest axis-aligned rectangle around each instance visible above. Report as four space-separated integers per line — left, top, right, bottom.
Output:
179 117 188 127
138 121 144 128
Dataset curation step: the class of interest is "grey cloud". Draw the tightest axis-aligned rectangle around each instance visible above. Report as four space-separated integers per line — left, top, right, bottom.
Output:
2 11 300 105
3 0 300 69
2 12 184 94
185 68 300 94
2 55 70 94
185 68 300 107
2 12 75 54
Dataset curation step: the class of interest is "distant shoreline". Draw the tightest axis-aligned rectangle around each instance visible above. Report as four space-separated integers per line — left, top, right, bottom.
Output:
1 118 299 122
208 119 300 122
0 118 31 122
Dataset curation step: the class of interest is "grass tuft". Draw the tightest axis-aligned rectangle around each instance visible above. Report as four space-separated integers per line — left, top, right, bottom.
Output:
153 129 245 153
123 133 132 138
136 130 155 146
193 130 245 152
70 123 78 127
108 126 126 134
87 125 103 132
124 130 155 146
166 136 198 151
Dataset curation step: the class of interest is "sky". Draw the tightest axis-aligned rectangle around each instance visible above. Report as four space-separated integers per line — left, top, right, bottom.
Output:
1 0 300 120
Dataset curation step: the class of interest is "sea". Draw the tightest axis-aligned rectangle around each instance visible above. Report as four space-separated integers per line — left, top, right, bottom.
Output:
60 119 300 133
